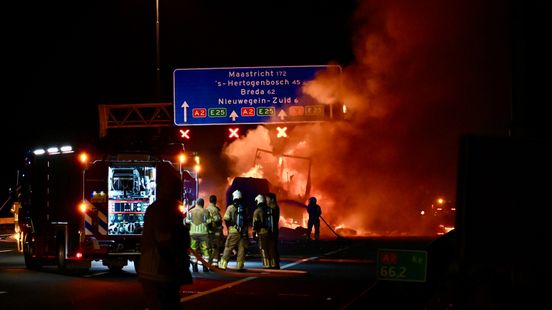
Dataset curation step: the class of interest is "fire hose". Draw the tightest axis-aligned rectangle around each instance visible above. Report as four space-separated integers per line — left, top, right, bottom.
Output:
320 216 344 239
187 247 307 278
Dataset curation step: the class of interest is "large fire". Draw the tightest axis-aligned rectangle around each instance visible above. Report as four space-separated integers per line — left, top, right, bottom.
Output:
214 0 509 238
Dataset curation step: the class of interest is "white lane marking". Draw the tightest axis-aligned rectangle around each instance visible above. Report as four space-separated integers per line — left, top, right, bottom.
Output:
0 250 13 253
84 272 110 278
0 291 8 294
181 246 350 303
180 276 257 302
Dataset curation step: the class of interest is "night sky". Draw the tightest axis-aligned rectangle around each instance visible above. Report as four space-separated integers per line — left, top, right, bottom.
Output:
2 0 355 210
1 0 547 218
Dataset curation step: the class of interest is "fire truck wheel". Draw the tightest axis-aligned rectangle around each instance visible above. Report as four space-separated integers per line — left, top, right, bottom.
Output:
23 235 41 269
133 257 141 273
57 239 67 270
104 258 126 272
107 264 124 272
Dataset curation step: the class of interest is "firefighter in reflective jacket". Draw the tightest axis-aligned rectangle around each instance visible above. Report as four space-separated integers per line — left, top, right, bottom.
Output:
252 194 276 269
206 194 223 267
219 190 249 270
186 198 211 272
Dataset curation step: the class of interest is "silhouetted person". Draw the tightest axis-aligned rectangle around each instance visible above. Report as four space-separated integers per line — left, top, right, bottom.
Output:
220 190 250 270
265 192 280 269
138 179 192 310
253 194 275 268
306 196 322 241
206 194 223 267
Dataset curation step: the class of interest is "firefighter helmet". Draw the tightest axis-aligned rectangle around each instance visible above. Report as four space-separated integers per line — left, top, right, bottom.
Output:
232 190 242 200
255 194 265 204
309 197 317 204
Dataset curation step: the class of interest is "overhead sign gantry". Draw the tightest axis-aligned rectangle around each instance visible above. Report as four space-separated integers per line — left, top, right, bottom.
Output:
173 65 341 126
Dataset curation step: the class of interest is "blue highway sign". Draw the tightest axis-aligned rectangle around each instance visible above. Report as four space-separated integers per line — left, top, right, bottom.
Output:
173 65 341 126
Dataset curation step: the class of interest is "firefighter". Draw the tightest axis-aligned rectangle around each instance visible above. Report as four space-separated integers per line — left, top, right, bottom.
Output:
252 194 275 269
206 194 223 267
186 198 211 272
307 196 322 241
265 192 280 269
219 190 249 271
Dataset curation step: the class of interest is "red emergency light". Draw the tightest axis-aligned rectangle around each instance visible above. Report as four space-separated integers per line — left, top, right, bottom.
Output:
276 127 288 138
228 127 240 139
180 129 190 139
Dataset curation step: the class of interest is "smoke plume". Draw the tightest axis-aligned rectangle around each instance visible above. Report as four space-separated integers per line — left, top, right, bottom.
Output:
222 0 510 236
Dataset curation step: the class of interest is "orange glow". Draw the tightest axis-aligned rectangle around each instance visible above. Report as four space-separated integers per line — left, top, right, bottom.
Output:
178 153 187 164
79 152 89 164
279 215 305 230
179 204 186 214
218 0 485 238
194 156 200 165
79 202 87 213
240 165 264 178
194 164 201 173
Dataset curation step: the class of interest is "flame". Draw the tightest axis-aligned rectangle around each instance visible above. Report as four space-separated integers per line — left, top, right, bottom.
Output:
219 0 506 237
279 215 304 230
240 164 264 178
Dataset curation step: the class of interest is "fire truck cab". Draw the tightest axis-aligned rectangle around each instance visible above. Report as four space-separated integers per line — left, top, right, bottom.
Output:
13 145 196 272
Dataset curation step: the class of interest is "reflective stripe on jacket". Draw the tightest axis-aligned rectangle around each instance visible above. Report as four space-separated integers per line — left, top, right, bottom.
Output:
186 207 210 235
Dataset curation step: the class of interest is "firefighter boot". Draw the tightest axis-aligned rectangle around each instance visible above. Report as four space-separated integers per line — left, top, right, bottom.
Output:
219 258 228 270
192 262 199 272
262 257 271 269
236 261 245 271
202 262 209 272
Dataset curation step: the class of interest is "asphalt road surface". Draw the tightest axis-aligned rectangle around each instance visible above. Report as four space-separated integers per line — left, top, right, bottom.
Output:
1 236 438 309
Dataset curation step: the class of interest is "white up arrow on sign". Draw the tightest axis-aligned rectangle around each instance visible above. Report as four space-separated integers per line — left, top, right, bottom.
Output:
278 109 287 120
181 101 189 123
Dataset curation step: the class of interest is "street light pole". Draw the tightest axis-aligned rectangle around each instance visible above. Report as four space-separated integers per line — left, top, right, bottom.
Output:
155 0 161 99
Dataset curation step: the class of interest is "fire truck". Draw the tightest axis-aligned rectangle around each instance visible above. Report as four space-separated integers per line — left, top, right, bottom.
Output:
12 144 198 272
12 103 199 271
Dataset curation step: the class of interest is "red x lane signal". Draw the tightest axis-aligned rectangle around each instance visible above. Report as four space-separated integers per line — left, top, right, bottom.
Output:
228 127 240 139
179 129 190 139
276 127 288 138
